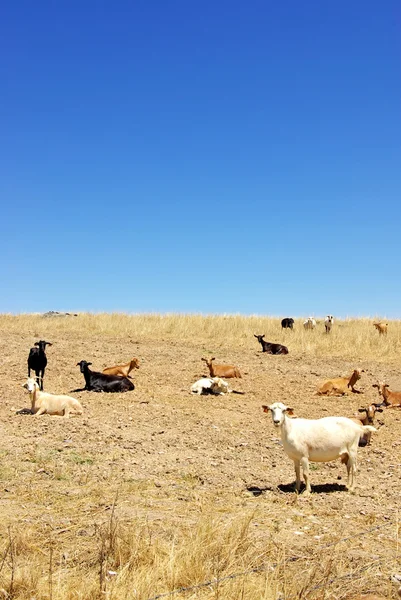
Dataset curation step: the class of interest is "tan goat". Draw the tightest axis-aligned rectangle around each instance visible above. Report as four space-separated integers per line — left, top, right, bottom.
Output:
103 358 139 378
373 322 388 335
201 357 242 379
317 369 363 396
372 383 401 408
23 378 83 417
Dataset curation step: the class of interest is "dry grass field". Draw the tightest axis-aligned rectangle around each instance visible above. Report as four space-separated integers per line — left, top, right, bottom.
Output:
0 313 400 600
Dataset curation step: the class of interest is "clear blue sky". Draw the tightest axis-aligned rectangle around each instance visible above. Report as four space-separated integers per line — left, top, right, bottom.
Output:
2 1 400 317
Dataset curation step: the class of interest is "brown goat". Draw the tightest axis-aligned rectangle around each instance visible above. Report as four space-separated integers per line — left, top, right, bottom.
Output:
103 358 140 378
373 322 388 335
201 357 241 379
317 369 363 396
350 403 383 446
372 383 401 408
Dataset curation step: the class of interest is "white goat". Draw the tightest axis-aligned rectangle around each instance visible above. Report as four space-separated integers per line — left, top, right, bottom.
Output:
324 315 334 333
23 378 83 417
303 317 316 330
263 402 376 494
191 377 231 395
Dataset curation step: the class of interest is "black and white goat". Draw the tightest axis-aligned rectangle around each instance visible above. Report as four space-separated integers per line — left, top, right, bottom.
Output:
76 360 135 392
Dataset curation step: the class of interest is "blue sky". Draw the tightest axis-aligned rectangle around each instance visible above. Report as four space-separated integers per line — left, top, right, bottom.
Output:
2 1 400 317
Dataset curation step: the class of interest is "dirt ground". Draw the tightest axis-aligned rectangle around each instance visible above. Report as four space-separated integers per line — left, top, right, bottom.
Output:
0 320 400 598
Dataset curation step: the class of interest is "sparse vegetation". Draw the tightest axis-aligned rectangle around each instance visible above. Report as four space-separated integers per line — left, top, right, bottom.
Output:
0 313 400 599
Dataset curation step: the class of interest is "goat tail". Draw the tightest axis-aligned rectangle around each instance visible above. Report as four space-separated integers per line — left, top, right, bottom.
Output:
362 425 377 434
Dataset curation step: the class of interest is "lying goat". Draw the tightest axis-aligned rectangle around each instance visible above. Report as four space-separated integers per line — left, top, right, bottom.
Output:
254 334 288 355
317 369 363 396
77 360 135 392
201 357 241 378
191 377 231 395
103 358 139 378
263 402 376 494
373 383 401 408
350 403 383 446
22 378 83 417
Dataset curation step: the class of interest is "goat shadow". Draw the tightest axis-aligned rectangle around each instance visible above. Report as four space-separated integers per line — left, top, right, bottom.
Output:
16 408 33 415
278 481 347 494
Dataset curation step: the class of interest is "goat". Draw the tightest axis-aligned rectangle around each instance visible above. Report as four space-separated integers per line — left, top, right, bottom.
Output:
303 317 316 330
263 402 376 494
372 383 401 408
103 358 139 378
350 403 383 446
373 322 388 335
317 369 363 396
27 340 52 390
201 357 241 379
254 334 289 355
77 360 135 392
281 318 294 330
191 377 231 395
324 315 334 333
22 378 83 417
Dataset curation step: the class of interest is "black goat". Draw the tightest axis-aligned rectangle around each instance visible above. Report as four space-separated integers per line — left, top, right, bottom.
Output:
281 318 294 330
27 340 52 390
254 334 288 355
76 360 135 392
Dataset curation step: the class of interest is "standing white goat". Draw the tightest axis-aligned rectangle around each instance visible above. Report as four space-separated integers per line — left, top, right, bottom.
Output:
262 402 375 494
23 378 83 417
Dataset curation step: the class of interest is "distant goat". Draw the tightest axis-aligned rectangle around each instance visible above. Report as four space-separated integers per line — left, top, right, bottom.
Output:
317 369 363 396
201 357 241 379
372 383 401 408
263 402 375 493
303 317 316 330
324 315 334 333
191 377 231 395
281 318 294 330
254 334 288 355
373 322 388 335
77 360 135 392
27 340 52 390
22 378 83 417
103 358 139 378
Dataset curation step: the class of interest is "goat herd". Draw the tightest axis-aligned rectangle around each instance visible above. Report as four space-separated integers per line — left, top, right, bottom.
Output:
20 315 399 494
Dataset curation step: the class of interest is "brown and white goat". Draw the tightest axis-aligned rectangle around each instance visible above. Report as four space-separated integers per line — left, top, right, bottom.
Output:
201 357 242 379
103 358 139 378
372 383 401 408
350 403 383 446
317 369 363 396
373 322 388 335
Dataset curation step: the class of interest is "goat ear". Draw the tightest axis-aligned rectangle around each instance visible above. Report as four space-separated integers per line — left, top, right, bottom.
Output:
376 408 383 413
211 357 215 361
285 407 294 415
262 405 270 413
34 342 39 346
87 362 92 366
384 384 389 388
372 384 379 388
46 342 53 346
358 408 366 413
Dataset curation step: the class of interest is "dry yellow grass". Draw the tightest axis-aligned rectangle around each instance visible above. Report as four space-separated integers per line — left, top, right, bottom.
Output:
0 313 400 599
